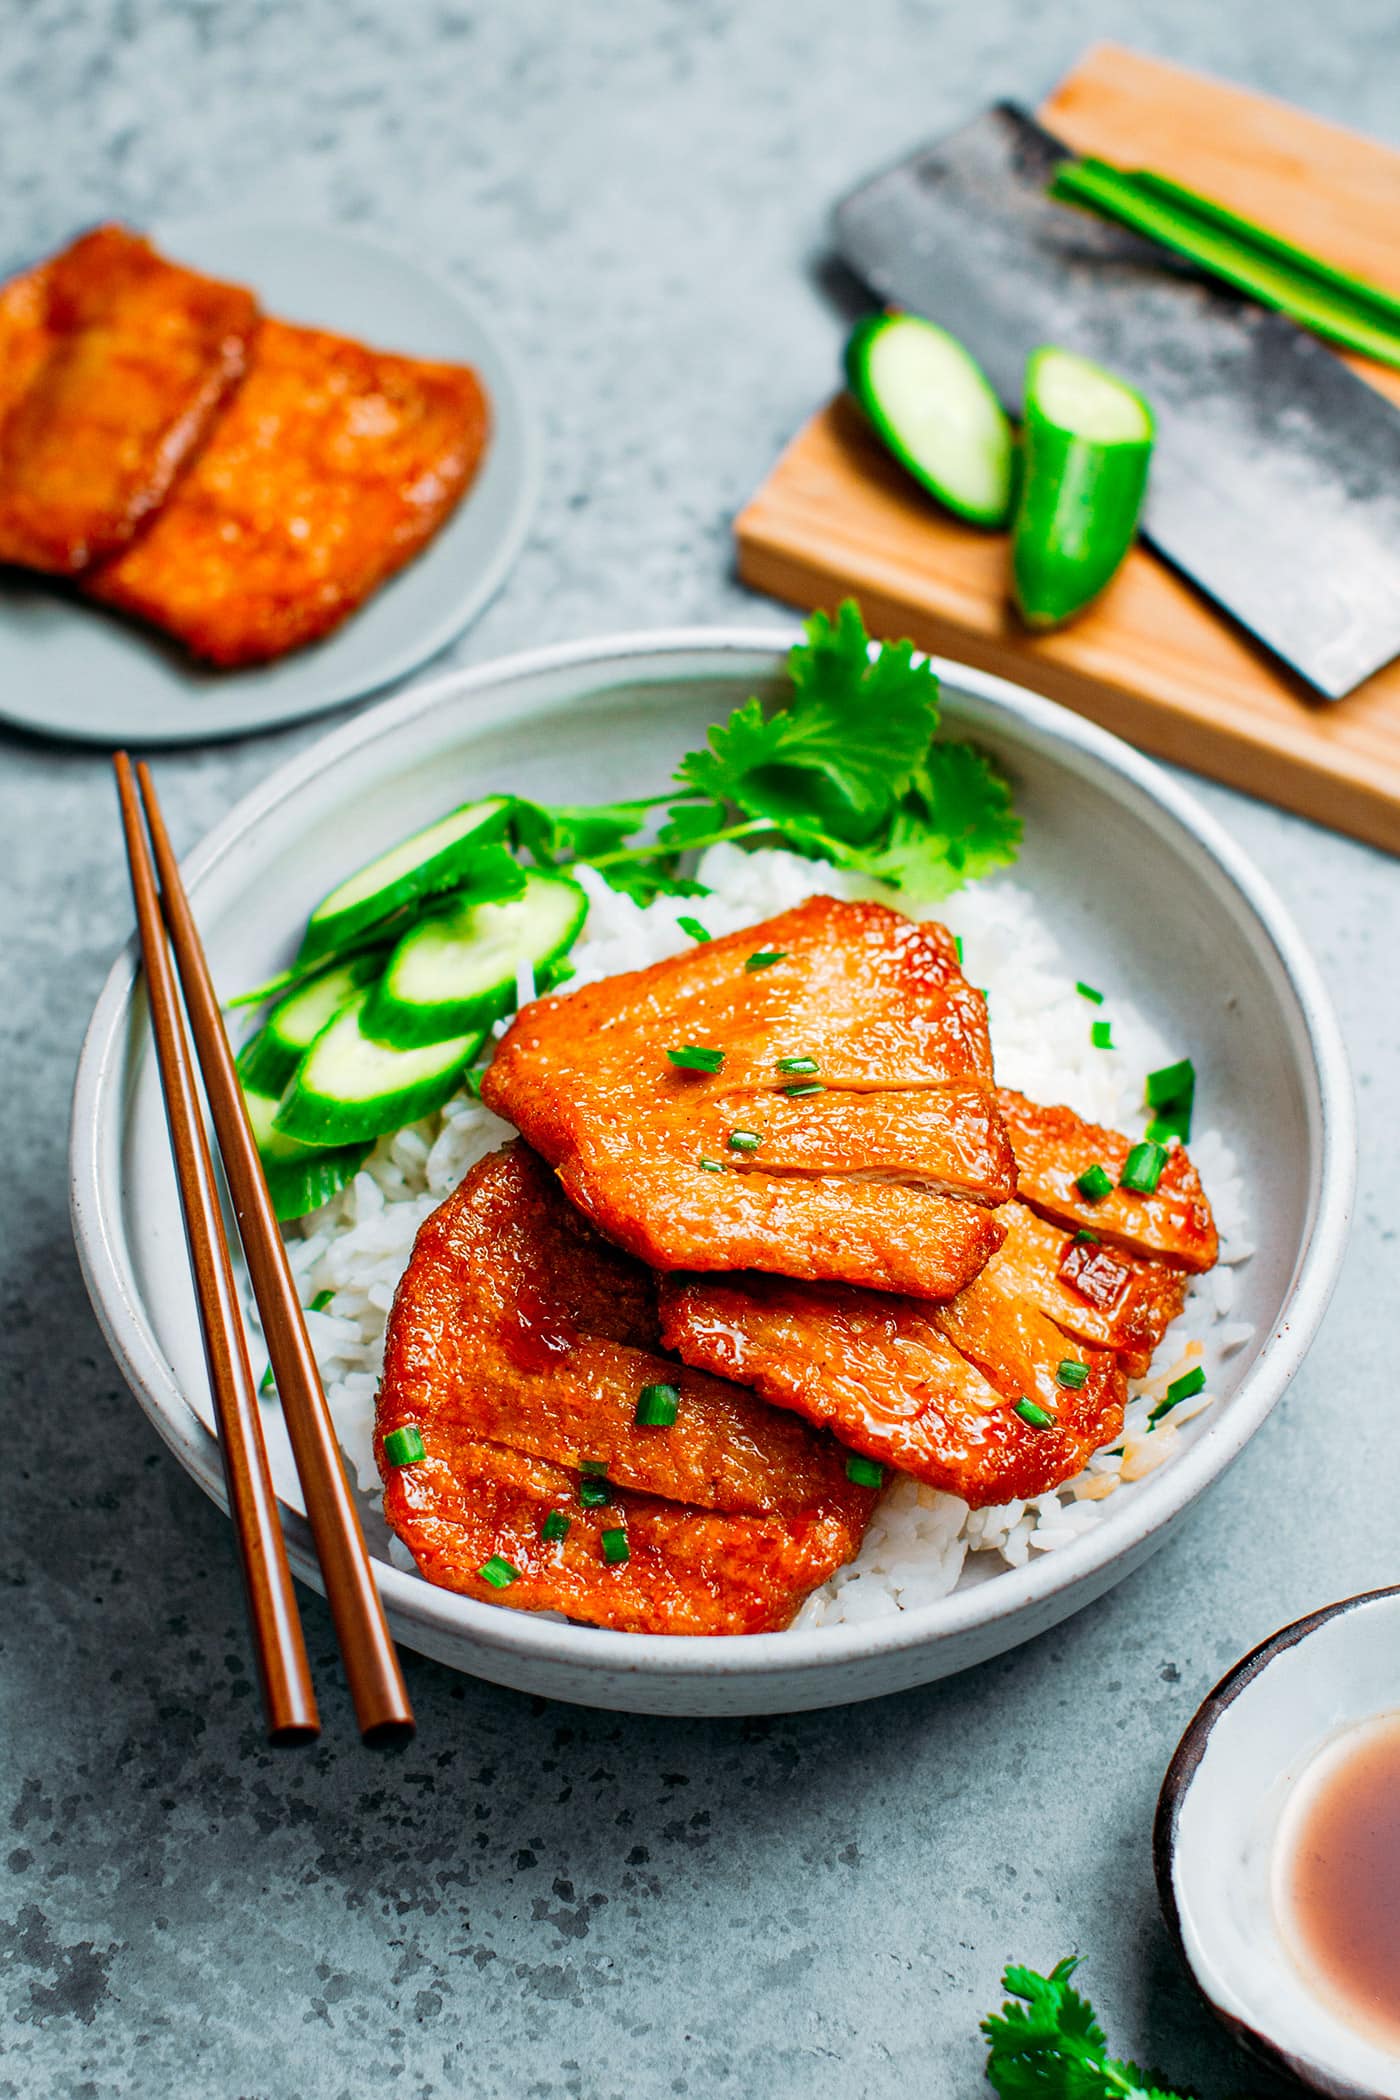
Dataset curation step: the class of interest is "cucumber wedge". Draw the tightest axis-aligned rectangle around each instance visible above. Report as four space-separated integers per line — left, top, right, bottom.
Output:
273 990 485 1146
243 1084 371 1222
236 951 384 1098
845 313 1014 527
364 868 588 1049
1011 347 1154 630
296 796 518 964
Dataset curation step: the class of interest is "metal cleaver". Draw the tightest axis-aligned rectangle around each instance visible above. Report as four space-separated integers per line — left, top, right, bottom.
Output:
834 104 1400 697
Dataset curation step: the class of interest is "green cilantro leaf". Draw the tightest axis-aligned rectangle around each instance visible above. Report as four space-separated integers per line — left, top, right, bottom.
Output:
674 600 941 845
593 858 710 906
511 797 657 865
982 1961 1191 2100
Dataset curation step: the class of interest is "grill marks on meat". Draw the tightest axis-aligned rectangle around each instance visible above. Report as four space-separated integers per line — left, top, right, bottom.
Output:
660 1265 1124 1508
0 226 257 573
378 1142 873 1633
997 1088 1218 1272
481 896 1014 1299
86 317 490 665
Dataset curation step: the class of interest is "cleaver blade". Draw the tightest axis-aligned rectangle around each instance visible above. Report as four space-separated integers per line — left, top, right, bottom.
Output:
833 104 1400 698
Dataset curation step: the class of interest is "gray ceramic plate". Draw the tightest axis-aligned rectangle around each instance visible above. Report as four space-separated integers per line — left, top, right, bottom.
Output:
0 220 538 747
69 631 1355 1715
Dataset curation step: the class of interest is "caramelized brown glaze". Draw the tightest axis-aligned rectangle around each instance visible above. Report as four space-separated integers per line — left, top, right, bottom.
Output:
997 1087 1218 1272
378 1142 873 1632
481 896 1013 1300
87 315 489 664
991 1202 1189 1378
0 225 257 573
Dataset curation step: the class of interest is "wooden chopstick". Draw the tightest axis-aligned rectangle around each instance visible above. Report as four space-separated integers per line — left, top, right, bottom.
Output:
133 759 415 1747
114 754 319 1746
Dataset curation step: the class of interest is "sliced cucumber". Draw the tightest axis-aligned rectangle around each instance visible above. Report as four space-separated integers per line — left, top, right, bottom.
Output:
364 868 588 1049
242 1083 371 1222
273 990 485 1146
845 313 1014 527
1011 347 1154 630
295 796 518 964
236 951 385 1098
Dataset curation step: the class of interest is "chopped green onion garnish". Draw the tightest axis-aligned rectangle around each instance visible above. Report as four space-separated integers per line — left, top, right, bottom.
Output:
1013 1398 1055 1430
1072 1228 1100 1245
579 1458 608 1476
677 916 711 943
668 1044 725 1074
462 1065 485 1099
1056 1360 1090 1389
845 1455 885 1488
600 1528 630 1566
259 1363 275 1395
579 1477 609 1509
1146 1057 1195 1106
782 1082 825 1098
1076 981 1105 1005
1075 1163 1114 1203
728 1129 762 1152
309 1289 334 1312
545 959 577 989
1121 1140 1168 1195
1146 1106 1191 1145
697 1157 726 1173
383 1425 426 1467
744 950 786 971
776 1056 819 1074
1150 1365 1207 1423
478 1555 519 1589
1091 1020 1114 1050
954 936 964 965
541 1510 571 1543
635 1382 680 1427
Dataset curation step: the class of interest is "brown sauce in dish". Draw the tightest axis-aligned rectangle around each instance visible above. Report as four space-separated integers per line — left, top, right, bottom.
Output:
1280 1712 1400 2051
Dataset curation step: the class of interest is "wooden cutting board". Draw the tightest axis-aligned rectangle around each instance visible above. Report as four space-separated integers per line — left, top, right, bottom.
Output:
735 43 1400 854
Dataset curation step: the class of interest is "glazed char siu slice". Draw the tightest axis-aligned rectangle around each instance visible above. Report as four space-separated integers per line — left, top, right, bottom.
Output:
481 896 1013 1299
87 317 490 665
992 1201 1188 1379
378 1142 873 1633
661 1271 1124 1508
997 1088 1218 1272
0 225 258 573
388 1430 869 1637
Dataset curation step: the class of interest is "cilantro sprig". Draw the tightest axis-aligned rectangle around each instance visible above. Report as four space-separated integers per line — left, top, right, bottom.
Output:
983 1960 1192 2100
514 601 1021 904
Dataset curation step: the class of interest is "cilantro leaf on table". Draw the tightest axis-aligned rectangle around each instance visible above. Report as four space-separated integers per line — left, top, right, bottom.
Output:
982 1961 1191 2100
674 600 940 846
862 742 1022 898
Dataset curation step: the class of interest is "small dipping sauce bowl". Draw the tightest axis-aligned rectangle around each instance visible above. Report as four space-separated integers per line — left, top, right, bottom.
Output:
1156 1588 1400 2097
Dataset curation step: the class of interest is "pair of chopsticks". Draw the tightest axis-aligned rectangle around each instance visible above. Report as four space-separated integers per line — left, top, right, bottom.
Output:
114 754 414 1747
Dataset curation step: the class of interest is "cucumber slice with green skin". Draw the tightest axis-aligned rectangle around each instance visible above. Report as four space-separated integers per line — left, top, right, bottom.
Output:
296 796 518 965
236 951 385 1098
845 313 1014 527
242 1084 372 1222
273 989 486 1146
364 868 588 1049
1011 347 1154 630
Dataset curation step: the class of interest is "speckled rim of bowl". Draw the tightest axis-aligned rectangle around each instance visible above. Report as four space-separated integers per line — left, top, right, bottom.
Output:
1155 1588 1400 2097
69 625 1356 1694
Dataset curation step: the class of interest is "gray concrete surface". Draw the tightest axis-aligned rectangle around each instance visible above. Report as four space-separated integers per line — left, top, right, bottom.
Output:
2 3 1397 2094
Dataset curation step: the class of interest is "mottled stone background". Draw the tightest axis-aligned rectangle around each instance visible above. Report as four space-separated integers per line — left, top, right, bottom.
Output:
2 3 1397 2095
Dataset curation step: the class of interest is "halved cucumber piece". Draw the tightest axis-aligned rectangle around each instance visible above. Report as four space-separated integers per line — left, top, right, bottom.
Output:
1011 347 1154 630
273 990 485 1146
845 313 1014 527
242 1084 371 1222
296 796 518 965
236 951 385 1098
364 868 588 1049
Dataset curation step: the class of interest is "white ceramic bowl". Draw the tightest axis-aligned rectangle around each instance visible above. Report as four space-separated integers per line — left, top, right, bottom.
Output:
1156 1588 1400 2096
70 629 1355 1716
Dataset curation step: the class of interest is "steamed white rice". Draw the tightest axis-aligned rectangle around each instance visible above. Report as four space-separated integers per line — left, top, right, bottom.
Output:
265 844 1253 1628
